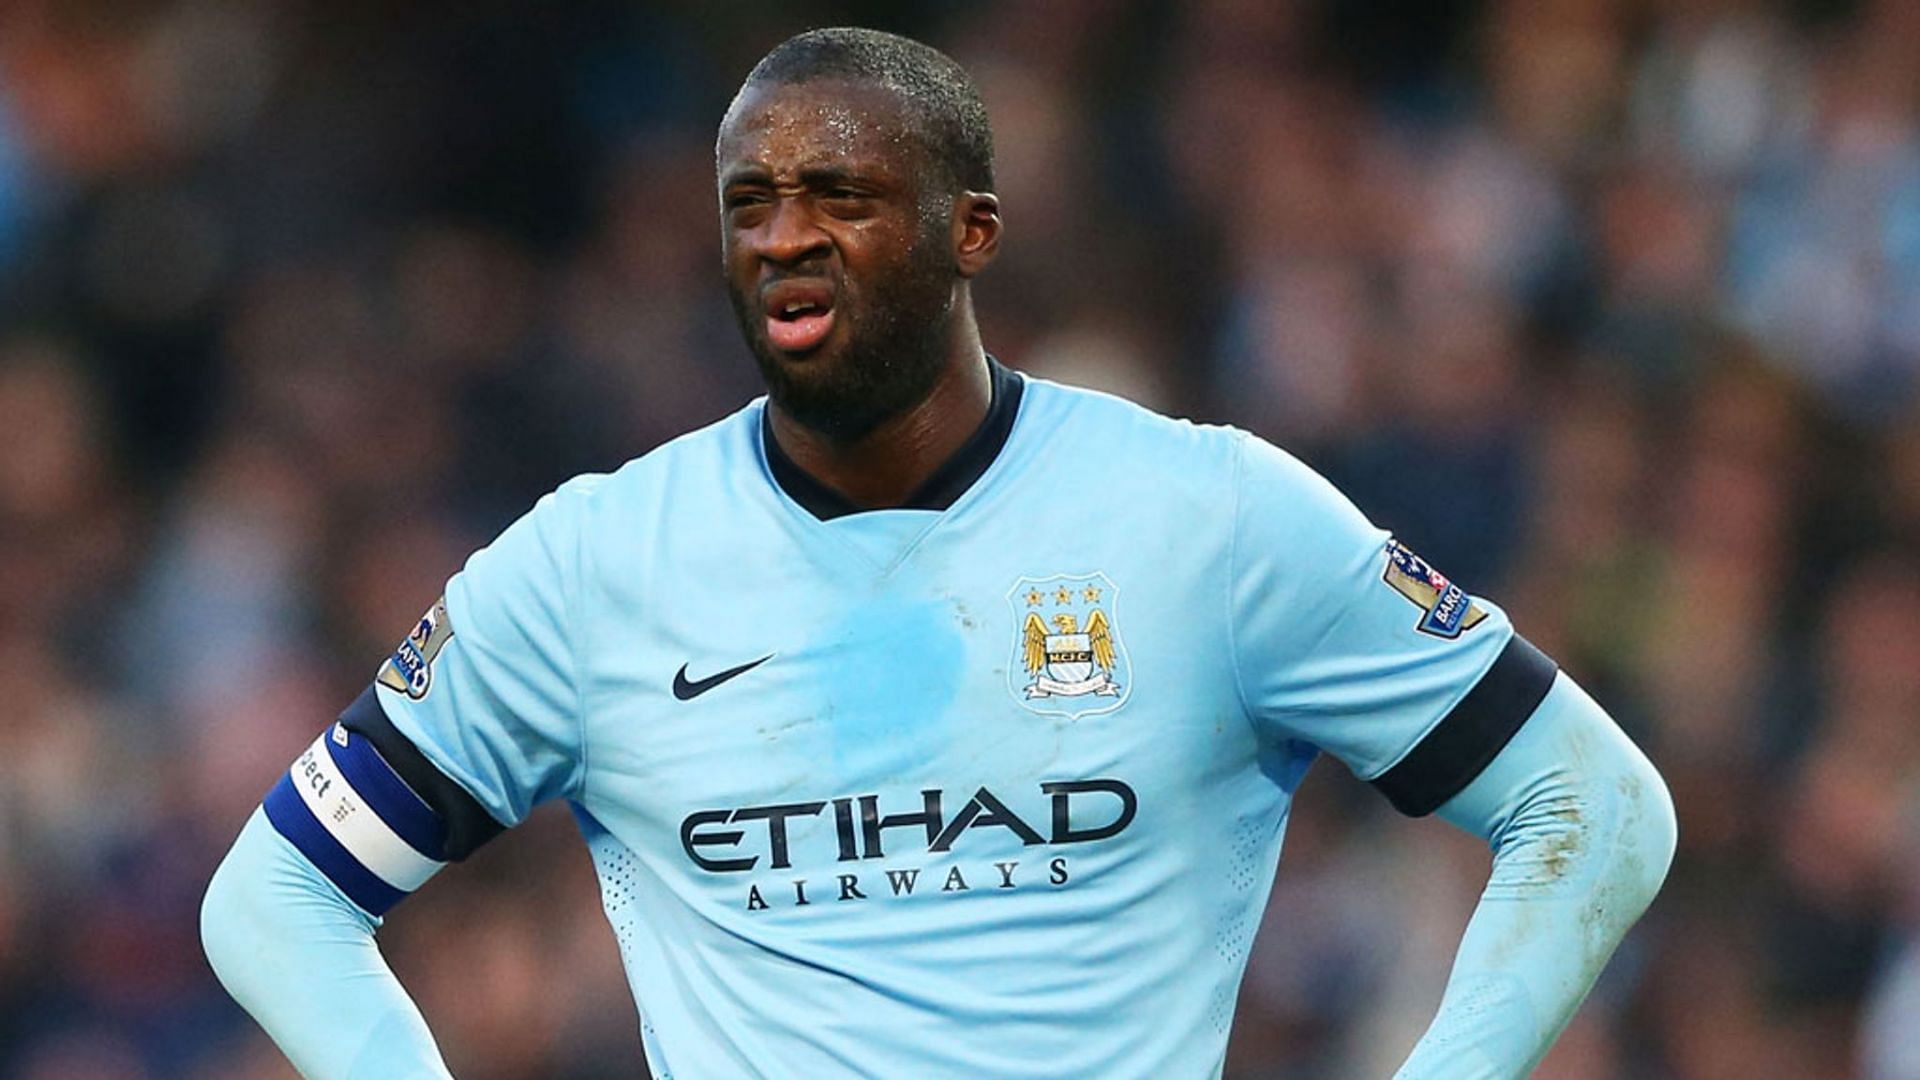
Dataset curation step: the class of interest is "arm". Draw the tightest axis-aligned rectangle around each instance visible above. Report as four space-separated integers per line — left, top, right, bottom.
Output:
203 478 594 1075
201 694 490 1078
201 808 452 1079
1395 673 1677 1079
1223 433 1673 1073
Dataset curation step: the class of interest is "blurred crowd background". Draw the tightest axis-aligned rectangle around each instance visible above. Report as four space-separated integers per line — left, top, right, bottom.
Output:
2 0 1918 1076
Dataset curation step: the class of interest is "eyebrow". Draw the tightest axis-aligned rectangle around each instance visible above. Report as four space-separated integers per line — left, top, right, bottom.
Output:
720 164 876 190
798 166 863 188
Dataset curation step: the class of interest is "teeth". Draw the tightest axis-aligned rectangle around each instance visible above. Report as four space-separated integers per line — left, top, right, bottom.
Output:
783 302 813 315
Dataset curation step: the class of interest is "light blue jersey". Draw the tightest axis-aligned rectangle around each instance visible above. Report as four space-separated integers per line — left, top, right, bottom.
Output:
284 363 1554 1078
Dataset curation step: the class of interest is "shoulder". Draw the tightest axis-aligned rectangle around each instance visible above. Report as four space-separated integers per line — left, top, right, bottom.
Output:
1014 376 1373 557
535 401 764 530
1016 373 1246 482
1015 373 1344 510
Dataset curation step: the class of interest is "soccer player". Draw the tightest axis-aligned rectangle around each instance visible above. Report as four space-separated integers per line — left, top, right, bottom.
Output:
202 27 1676 1079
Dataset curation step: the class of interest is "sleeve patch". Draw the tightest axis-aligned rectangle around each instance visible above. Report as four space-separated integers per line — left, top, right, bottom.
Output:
1383 540 1488 639
376 597 454 700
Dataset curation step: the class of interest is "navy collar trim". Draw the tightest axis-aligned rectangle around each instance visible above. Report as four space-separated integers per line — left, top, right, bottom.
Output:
762 357 1024 521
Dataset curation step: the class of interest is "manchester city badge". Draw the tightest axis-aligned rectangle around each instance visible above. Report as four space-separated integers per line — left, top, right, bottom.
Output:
1006 572 1131 719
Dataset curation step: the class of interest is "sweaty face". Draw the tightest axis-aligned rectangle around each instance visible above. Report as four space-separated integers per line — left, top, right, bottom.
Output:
717 79 958 440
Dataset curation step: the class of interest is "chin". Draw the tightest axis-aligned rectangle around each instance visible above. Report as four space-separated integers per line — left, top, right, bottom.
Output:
754 335 843 390
760 358 905 442
745 298 951 440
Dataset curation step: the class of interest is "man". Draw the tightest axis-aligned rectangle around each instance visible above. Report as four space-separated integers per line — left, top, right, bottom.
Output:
203 27 1676 1078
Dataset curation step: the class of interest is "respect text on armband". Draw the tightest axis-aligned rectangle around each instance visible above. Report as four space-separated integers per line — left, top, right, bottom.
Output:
296 746 332 801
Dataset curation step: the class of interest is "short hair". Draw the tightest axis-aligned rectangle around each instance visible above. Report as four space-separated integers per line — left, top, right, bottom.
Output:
742 27 995 194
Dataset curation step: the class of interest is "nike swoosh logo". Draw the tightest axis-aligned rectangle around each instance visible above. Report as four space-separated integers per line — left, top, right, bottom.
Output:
672 655 773 701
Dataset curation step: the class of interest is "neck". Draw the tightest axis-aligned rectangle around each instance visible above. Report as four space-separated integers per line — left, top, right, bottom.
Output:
767 316 992 510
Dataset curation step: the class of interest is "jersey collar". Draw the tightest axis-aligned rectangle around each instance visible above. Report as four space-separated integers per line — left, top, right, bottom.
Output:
761 356 1025 521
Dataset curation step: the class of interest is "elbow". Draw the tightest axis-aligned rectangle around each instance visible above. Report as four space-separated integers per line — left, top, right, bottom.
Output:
1599 745 1677 925
201 810 303 1013
1628 753 1678 909
201 837 259 1006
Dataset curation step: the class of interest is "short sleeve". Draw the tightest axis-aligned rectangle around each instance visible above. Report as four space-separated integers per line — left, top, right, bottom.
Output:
1228 434 1554 815
365 477 597 836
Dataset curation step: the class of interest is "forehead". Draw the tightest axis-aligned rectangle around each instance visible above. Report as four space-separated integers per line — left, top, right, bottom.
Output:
717 78 922 179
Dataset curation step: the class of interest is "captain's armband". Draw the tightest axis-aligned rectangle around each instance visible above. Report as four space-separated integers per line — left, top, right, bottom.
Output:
262 712 453 916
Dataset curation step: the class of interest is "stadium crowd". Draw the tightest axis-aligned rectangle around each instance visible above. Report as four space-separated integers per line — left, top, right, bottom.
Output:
0 0 1917 1076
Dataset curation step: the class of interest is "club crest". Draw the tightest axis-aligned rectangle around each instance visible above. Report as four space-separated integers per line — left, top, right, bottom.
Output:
1006 572 1131 719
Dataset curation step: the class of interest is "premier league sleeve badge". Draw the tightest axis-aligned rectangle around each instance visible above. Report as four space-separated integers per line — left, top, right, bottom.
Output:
1381 541 1488 639
376 597 455 700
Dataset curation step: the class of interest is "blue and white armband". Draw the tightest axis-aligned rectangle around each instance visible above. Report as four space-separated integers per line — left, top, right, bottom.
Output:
262 717 450 916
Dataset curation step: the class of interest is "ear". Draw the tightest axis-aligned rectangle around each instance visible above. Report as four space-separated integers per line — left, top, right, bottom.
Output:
952 192 1001 278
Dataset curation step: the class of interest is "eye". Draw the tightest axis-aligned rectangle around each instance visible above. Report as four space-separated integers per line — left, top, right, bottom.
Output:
725 191 770 213
821 188 875 217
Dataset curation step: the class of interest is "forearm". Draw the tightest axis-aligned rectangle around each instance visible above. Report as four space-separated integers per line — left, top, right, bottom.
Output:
1395 674 1676 1079
201 808 453 1079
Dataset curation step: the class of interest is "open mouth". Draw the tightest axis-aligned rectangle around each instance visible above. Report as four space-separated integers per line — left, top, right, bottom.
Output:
762 279 837 354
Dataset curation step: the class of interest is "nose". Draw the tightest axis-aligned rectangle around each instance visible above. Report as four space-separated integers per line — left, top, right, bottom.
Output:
753 197 831 267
